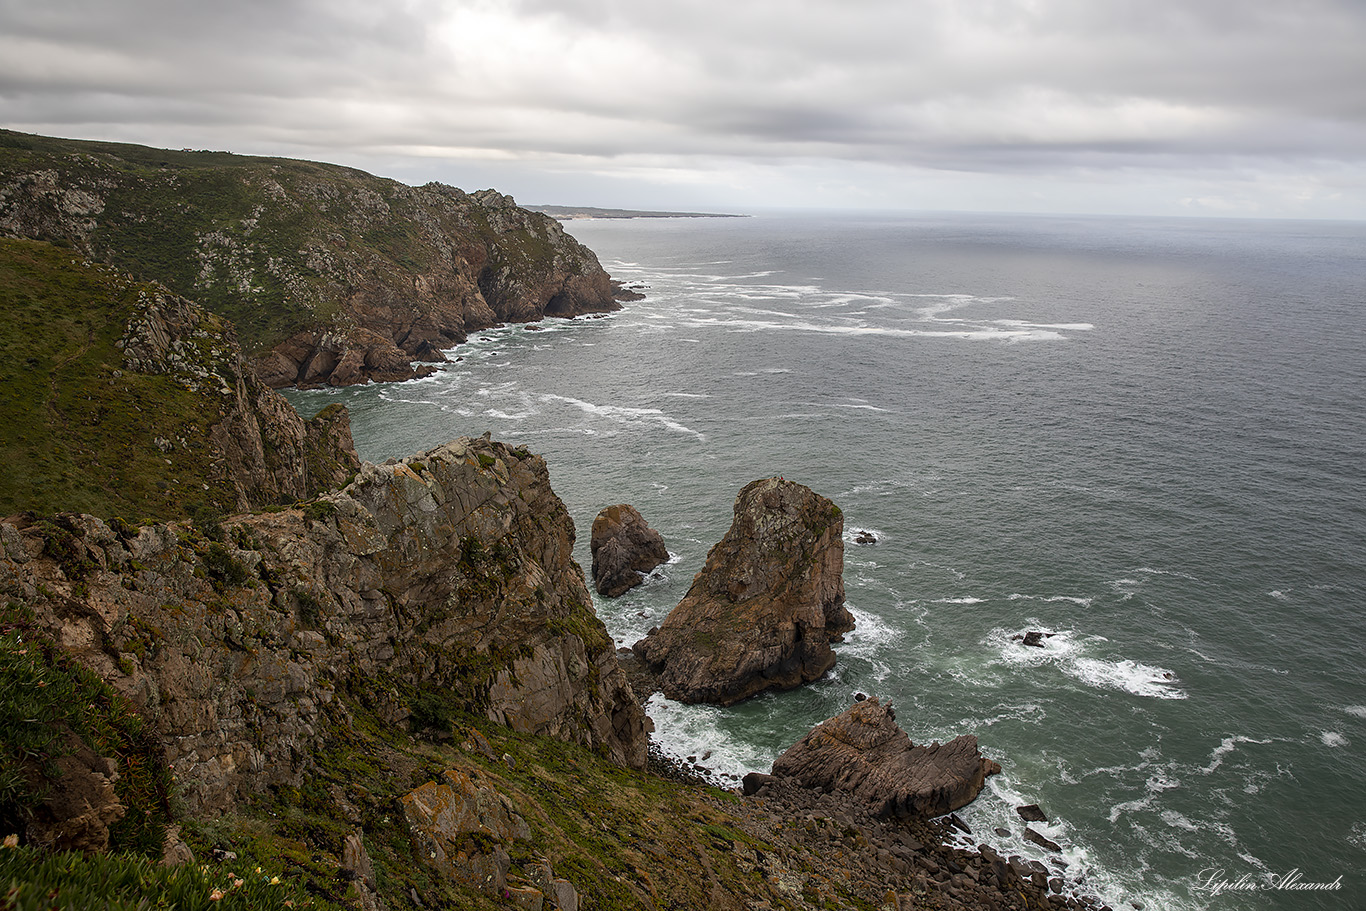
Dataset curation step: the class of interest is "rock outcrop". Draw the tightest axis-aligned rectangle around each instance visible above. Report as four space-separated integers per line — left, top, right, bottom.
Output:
0 436 648 815
589 504 669 597
632 478 854 705
0 237 358 521
0 130 629 388
120 282 362 512
770 698 1000 819
402 769 531 896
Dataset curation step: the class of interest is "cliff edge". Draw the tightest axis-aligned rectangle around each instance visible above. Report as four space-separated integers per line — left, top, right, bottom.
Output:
0 130 625 388
0 436 648 816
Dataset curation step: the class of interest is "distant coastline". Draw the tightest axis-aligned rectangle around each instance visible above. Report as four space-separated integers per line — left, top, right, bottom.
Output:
527 204 748 220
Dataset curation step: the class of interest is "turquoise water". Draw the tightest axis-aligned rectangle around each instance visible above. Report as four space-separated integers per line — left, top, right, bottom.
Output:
288 211 1366 909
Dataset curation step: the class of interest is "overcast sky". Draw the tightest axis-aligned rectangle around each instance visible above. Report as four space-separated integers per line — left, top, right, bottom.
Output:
3 0 1365 218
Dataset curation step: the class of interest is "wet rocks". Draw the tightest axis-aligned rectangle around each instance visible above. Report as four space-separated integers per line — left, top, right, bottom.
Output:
590 505 669 597
632 478 853 705
1024 827 1063 853
770 698 1001 819
1017 804 1050 822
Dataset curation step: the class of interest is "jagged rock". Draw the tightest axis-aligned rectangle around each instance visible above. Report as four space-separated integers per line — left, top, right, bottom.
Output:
632 478 853 705
1023 827 1062 853
1016 804 1049 822
23 735 124 853
343 829 387 911
0 436 648 816
769 698 1001 819
590 505 669 597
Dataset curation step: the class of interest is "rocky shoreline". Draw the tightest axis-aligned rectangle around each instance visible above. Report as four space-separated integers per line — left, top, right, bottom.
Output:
0 130 1135 910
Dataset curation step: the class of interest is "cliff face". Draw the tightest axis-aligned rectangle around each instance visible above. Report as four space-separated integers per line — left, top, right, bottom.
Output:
0 436 648 816
0 237 357 521
0 131 623 388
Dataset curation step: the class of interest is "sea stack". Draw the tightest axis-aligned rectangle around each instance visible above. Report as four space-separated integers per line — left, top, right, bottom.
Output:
590 504 670 597
632 477 853 705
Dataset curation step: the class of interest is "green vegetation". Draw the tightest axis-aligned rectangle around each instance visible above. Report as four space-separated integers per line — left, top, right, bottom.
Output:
184 692 809 911
0 844 312 910
0 238 238 521
0 604 170 856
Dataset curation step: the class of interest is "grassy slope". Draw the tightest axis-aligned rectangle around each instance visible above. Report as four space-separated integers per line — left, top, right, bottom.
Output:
182 689 883 911
0 238 241 522
0 130 359 353
1 130 590 360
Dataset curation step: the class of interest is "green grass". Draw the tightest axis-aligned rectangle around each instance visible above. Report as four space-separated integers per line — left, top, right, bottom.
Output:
0 844 313 910
0 603 170 856
0 238 239 521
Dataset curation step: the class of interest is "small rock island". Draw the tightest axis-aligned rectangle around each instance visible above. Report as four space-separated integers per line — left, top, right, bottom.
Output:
633 477 854 705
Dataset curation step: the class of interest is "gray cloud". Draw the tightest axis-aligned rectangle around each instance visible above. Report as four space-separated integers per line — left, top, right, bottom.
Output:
1 0 1364 215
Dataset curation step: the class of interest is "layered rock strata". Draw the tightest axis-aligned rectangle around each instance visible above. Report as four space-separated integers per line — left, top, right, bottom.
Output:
0 436 648 815
589 504 669 597
770 698 1001 819
632 477 854 705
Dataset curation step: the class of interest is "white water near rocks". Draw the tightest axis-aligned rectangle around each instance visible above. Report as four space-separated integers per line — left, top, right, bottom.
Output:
289 211 1366 910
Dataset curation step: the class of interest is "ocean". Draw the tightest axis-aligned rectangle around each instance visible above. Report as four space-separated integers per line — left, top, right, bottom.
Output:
287 210 1366 909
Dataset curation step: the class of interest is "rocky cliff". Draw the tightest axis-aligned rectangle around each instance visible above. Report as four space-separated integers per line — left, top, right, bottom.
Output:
633 478 855 705
0 237 357 521
0 131 626 388
0 436 648 818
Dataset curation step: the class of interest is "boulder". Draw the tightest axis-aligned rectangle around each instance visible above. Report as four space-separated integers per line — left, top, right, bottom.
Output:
769 698 1000 819
632 478 853 705
590 505 669 597
401 770 530 896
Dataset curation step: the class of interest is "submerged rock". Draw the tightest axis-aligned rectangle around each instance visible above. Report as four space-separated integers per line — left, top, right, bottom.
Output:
632 477 853 705
590 504 669 597
769 698 1000 819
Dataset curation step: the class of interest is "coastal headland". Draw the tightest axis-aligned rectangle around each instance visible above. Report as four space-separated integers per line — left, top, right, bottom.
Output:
0 131 1116 911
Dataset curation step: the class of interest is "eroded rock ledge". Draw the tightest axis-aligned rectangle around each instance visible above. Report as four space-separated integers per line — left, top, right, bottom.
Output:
632 477 854 705
769 698 1001 819
0 436 648 815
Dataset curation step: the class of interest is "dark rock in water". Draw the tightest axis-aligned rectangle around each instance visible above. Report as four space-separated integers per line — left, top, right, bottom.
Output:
769 698 1000 818
855 692 868 702
632 478 853 705
1021 631 1046 648
853 530 878 545
1023 827 1062 853
994 827 1012 838
1016 804 1049 822
590 504 669 597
